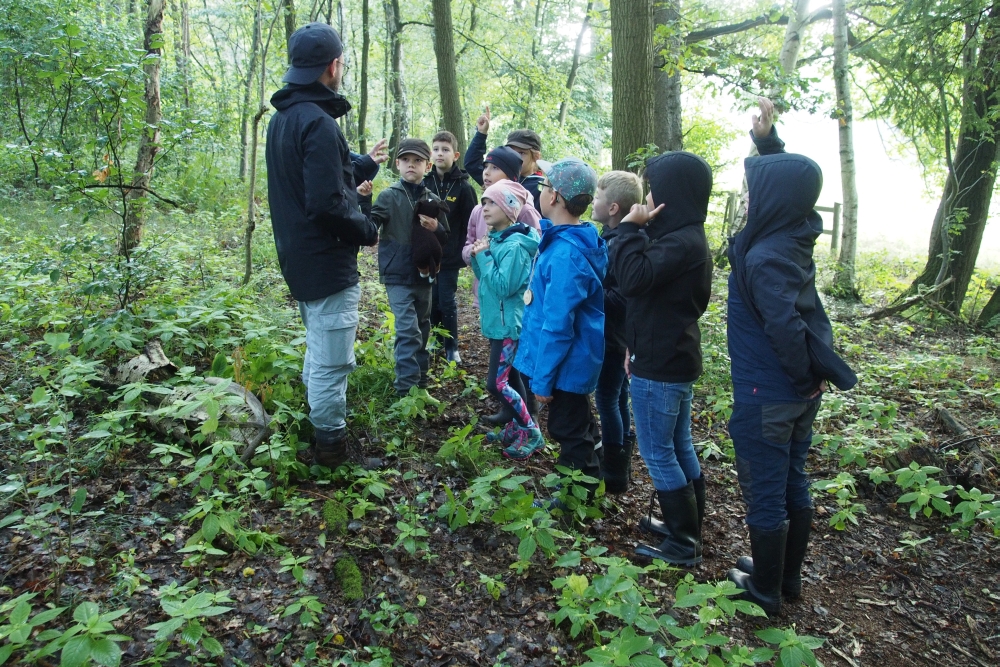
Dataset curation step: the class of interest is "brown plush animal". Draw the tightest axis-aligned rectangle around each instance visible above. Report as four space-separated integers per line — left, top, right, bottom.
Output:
411 197 449 281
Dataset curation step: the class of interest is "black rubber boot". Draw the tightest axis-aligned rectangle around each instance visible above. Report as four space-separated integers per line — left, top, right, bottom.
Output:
635 482 702 566
728 521 789 616
314 428 349 469
601 439 635 495
735 507 812 598
640 474 704 536
483 408 513 426
525 391 539 422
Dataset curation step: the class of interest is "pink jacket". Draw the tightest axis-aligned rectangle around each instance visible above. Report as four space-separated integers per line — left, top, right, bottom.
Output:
463 181 542 307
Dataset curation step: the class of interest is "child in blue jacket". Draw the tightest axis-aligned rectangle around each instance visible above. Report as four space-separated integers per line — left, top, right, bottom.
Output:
514 158 607 483
468 183 543 459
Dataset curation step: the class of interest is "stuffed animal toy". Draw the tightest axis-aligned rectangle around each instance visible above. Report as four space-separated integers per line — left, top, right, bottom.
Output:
411 197 449 282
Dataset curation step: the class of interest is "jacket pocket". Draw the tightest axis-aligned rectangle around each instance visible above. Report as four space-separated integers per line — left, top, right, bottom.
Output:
378 238 410 280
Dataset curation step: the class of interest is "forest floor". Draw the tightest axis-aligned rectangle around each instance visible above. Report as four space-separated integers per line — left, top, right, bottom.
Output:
1 223 999 667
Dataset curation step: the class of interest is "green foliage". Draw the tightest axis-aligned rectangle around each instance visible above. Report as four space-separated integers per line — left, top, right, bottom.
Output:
812 473 866 531
754 627 825 667
144 580 233 659
893 462 953 519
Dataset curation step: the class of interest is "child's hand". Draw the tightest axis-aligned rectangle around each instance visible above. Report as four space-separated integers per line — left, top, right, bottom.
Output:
471 238 489 256
418 214 439 231
752 97 775 138
621 202 665 226
368 138 389 164
356 180 373 197
624 349 631 378
476 105 491 135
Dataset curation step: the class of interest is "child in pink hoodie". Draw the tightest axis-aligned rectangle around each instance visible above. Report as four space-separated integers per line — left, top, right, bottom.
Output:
462 146 542 306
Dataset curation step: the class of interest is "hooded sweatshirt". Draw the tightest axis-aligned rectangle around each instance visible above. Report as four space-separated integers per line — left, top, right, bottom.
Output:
727 129 857 401
610 152 713 383
514 221 608 397
471 223 540 340
463 181 542 307
266 82 377 302
424 163 478 270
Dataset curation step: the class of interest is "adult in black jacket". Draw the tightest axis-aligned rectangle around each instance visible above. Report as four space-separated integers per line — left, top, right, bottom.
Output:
726 98 857 616
609 151 714 567
265 23 377 469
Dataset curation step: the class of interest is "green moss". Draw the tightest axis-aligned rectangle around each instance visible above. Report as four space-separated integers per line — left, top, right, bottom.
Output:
334 557 364 602
322 499 348 536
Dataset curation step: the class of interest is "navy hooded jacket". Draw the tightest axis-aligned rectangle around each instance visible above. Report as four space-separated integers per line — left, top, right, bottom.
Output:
266 82 377 302
610 151 714 383
727 129 858 402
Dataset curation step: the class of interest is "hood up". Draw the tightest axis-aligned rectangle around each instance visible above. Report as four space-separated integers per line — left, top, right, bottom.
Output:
737 152 824 256
645 151 713 239
270 81 351 119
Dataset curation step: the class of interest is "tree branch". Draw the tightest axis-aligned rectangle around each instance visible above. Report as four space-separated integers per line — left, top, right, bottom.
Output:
685 7 832 44
82 184 181 207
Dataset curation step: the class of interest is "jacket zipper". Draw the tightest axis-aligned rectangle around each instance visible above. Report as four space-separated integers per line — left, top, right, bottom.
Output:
499 298 505 326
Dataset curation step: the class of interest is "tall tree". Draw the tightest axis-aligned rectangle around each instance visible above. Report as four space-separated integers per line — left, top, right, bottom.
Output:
831 0 859 297
171 0 191 109
558 0 593 128
653 0 682 151
357 0 371 154
239 1 262 181
121 0 164 254
385 0 408 155
431 0 466 155
283 0 296 52
888 3 1000 315
611 0 654 170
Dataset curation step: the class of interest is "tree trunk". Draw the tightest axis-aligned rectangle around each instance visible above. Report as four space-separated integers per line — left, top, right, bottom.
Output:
977 284 1000 327
523 0 545 127
239 2 262 181
385 0 408 158
558 0 593 128
283 0 296 53
358 0 371 154
905 6 1000 316
831 0 859 298
431 0 466 155
121 0 164 255
653 0 682 151
611 0 654 170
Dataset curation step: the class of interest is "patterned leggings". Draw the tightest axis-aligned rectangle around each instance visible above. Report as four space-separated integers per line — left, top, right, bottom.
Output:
486 338 536 429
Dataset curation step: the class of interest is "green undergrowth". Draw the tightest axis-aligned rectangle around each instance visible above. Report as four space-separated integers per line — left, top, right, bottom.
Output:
0 209 998 666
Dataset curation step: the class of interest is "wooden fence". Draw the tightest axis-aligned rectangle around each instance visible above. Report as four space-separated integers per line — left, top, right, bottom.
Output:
722 192 842 256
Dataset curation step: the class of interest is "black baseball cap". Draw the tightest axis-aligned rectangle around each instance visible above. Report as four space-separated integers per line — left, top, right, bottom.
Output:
283 23 344 85
506 129 542 153
396 138 431 160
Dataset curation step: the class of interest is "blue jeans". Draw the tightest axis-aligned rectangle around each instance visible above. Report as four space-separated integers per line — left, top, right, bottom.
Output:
631 376 700 491
431 268 460 353
730 400 820 530
298 284 361 432
594 346 630 446
385 284 432 394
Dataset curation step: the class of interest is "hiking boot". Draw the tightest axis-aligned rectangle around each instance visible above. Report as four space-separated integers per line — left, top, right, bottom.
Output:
486 420 520 445
313 427 349 469
502 427 545 461
735 507 812 599
635 481 702 566
728 521 789 616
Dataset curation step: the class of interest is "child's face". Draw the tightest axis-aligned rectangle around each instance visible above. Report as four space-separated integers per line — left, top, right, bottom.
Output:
510 146 538 176
396 154 429 184
481 198 513 229
431 141 458 172
592 187 611 224
482 163 509 187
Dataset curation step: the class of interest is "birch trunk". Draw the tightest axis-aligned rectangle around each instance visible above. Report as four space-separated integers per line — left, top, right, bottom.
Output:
831 0 859 298
120 0 164 255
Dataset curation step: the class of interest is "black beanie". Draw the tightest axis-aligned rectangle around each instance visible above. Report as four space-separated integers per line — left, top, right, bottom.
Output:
484 146 523 181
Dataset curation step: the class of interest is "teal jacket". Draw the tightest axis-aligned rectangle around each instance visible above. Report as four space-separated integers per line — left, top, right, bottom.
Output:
471 223 540 340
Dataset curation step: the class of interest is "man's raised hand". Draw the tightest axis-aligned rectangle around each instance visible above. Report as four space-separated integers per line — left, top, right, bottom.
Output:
751 97 775 139
476 105 491 135
369 138 389 164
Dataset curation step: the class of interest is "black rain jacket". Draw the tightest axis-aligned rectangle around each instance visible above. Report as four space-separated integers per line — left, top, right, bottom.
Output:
424 164 478 270
266 82 377 302
610 152 714 383
728 128 858 397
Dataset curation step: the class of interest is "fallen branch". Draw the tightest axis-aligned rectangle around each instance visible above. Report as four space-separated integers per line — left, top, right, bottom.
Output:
865 277 953 320
81 183 181 207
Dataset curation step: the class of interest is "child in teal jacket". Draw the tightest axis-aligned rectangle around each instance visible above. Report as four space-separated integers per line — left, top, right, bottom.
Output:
469 182 543 459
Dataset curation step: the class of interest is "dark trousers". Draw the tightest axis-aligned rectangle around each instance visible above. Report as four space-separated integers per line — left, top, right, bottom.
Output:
431 268 460 353
594 345 630 446
485 338 534 428
546 389 602 480
729 400 821 530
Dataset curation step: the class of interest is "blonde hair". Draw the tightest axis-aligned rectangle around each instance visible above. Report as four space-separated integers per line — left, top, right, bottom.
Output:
597 171 643 213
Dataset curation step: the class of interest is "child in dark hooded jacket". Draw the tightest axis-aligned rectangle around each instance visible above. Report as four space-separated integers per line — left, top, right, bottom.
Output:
725 98 857 616
609 151 713 566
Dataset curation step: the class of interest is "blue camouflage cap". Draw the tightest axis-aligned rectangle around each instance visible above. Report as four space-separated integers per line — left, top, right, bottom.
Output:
539 158 597 201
